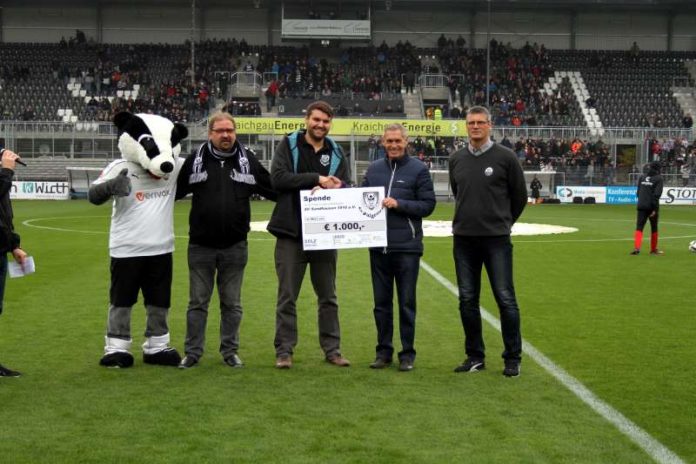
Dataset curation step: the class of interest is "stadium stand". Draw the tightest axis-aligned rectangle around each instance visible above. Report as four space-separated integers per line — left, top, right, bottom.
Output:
1 38 695 131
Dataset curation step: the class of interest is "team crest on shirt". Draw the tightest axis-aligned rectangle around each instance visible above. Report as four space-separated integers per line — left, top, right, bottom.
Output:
484 167 494 176
320 154 330 167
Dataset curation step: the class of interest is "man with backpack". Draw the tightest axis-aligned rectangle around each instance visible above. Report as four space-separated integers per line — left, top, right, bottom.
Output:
267 101 352 369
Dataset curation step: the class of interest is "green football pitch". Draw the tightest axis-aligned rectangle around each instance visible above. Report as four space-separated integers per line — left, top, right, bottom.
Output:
1 199 695 463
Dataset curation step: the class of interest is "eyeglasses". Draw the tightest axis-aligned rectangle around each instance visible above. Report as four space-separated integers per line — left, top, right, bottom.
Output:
211 128 235 134
466 120 490 126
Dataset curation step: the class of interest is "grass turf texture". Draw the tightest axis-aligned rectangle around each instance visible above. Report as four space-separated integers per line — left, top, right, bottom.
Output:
1 199 694 463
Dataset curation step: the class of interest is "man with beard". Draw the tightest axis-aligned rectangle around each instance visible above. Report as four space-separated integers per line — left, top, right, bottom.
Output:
267 101 351 369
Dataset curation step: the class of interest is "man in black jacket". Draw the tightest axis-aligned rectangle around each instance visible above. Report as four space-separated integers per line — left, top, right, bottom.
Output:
630 161 664 255
176 112 276 369
267 100 351 369
0 148 28 377
449 106 527 377
362 124 436 372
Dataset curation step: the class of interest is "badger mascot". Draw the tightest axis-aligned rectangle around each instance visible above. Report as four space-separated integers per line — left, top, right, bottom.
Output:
89 112 188 368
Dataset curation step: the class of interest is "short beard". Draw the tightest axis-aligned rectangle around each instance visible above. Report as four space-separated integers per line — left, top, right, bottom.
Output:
307 128 326 143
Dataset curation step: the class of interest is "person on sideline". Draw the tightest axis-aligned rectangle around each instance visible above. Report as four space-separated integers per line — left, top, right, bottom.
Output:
362 124 436 372
530 175 542 204
630 161 664 255
176 112 276 369
448 106 527 377
0 149 28 377
267 101 351 369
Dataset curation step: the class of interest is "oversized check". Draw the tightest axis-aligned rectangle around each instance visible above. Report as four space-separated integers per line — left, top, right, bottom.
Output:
300 186 387 250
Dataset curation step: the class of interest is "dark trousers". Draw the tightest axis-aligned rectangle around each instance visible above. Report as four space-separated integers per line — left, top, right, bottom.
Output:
0 254 6 315
636 209 658 233
184 242 248 361
369 250 420 362
453 235 522 361
274 238 341 358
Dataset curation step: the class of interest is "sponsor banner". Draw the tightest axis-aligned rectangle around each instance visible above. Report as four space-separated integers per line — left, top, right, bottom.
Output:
555 186 607 203
234 117 468 137
10 181 70 200
281 19 370 39
661 187 696 205
606 186 637 205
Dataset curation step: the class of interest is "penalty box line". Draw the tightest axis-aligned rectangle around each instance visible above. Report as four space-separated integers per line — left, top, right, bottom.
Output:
420 260 684 464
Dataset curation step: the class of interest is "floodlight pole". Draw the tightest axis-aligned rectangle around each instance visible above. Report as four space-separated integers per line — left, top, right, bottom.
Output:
485 0 491 108
191 0 196 86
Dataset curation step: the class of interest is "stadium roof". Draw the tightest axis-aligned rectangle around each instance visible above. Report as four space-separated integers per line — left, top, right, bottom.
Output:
0 0 695 12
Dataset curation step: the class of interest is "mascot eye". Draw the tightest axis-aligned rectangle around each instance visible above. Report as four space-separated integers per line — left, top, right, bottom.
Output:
139 136 160 159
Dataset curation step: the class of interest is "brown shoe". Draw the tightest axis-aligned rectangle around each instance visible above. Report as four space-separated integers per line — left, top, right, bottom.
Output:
275 355 292 369
326 354 351 367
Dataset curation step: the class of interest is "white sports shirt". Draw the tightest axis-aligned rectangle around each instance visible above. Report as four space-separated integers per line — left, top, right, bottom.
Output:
93 158 183 258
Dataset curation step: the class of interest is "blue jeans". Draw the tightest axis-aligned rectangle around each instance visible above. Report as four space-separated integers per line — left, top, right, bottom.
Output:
453 235 522 361
369 250 420 362
184 242 248 360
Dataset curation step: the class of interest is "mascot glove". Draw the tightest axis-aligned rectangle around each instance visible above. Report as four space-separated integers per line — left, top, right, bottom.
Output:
108 168 132 197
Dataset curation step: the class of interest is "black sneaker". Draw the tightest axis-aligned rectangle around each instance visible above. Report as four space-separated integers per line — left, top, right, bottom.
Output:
0 363 21 377
178 355 198 369
503 359 521 377
223 354 243 368
398 359 414 372
100 351 134 368
649 249 664 255
630 249 640 255
454 358 485 373
369 358 392 369
143 348 182 366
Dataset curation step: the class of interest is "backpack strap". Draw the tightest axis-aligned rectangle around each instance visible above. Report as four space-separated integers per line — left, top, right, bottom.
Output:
325 136 344 177
288 130 343 176
288 131 301 173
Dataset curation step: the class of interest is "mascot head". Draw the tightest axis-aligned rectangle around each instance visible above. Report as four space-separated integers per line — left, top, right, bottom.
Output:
114 112 189 178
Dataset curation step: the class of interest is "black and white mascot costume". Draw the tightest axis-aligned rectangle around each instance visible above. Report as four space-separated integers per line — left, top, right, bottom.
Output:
89 112 188 368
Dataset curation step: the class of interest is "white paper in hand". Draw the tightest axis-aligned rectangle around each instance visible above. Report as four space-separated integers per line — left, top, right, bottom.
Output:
8 256 35 278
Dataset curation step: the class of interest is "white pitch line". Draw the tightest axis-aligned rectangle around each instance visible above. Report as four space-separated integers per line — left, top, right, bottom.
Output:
21 217 274 241
420 260 685 464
